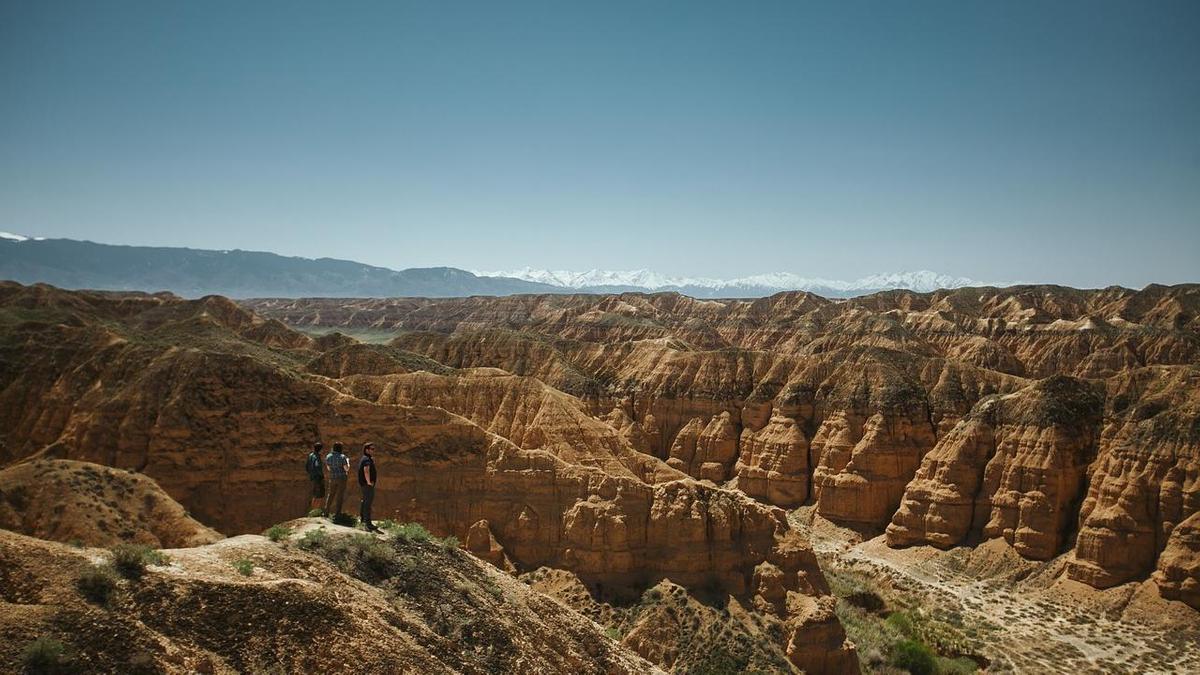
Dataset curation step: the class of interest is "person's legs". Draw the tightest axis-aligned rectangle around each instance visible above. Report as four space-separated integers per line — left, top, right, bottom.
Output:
360 484 375 529
310 477 325 515
331 478 347 516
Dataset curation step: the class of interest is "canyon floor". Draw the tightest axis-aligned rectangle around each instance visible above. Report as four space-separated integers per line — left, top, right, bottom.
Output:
793 508 1200 674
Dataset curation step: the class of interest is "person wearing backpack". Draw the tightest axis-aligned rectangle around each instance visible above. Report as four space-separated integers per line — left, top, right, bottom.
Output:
324 442 351 519
306 442 326 515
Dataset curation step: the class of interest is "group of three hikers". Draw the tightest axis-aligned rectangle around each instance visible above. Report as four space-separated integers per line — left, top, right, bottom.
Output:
305 441 380 532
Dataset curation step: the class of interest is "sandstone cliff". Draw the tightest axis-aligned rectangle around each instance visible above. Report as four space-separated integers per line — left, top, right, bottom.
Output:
886 376 1104 559
244 284 1200 610
0 283 858 672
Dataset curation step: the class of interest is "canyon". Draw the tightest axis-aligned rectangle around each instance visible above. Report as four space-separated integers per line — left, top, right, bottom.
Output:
247 284 1200 607
2 281 1198 672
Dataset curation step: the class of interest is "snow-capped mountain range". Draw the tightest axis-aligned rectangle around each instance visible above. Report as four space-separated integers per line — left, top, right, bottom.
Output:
473 267 997 298
2 231 1003 298
1 231 44 242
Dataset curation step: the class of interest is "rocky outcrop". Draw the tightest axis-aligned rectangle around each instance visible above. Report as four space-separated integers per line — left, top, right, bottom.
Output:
1153 511 1200 610
336 369 682 484
0 525 659 674
665 412 740 482
0 459 221 548
1067 366 1200 588
733 412 811 507
811 410 938 530
887 376 1104 559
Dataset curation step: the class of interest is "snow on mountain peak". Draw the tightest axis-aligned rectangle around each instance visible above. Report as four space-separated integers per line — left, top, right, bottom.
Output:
0 231 45 242
473 267 993 295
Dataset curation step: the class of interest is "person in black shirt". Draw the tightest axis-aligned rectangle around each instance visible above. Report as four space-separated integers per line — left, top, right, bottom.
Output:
306 441 326 515
357 442 379 533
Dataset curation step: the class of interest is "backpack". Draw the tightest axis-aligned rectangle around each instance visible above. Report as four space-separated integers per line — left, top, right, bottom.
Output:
305 452 322 478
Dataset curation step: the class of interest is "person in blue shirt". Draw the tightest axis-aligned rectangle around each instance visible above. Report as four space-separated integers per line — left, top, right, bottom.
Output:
324 442 350 519
357 442 380 532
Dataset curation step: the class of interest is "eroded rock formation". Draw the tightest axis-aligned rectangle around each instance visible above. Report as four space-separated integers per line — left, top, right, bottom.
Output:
1153 510 1200 610
887 376 1104 559
245 283 1200 608
0 282 857 672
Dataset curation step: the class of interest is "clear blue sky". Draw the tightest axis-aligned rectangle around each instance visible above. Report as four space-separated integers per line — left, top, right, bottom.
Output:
2 0 1197 286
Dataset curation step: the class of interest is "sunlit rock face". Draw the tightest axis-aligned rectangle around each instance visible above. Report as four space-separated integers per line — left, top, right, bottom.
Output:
247 283 1200 601
887 376 1104 560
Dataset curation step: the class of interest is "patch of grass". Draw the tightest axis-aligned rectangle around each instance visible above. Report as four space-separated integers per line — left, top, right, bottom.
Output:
892 639 936 675
604 626 622 641
67 539 84 549
304 531 397 578
885 610 916 638
385 521 432 543
691 645 750 675
76 564 119 606
936 656 982 674
827 567 979 674
110 544 168 580
232 559 254 576
21 637 74 674
330 534 396 575
264 524 292 542
382 521 458 549
298 528 329 551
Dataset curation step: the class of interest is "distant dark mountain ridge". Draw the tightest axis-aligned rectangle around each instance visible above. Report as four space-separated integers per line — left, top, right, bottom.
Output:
0 237 561 298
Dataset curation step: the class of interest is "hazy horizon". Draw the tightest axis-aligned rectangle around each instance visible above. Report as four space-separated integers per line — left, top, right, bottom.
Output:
3 1 1198 287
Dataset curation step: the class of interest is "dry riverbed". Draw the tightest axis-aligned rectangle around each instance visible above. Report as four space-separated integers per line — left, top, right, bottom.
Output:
790 507 1200 674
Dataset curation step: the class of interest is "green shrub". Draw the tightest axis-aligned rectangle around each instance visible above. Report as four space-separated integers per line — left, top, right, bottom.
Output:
67 539 84 549
892 639 936 675
21 637 74 674
264 524 292 542
306 508 323 517
324 534 396 575
351 534 396 572
76 564 118 605
233 559 254 576
388 522 432 543
110 544 168 580
439 535 460 549
298 529 329 551
885 611 916 638
604 626 622 641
